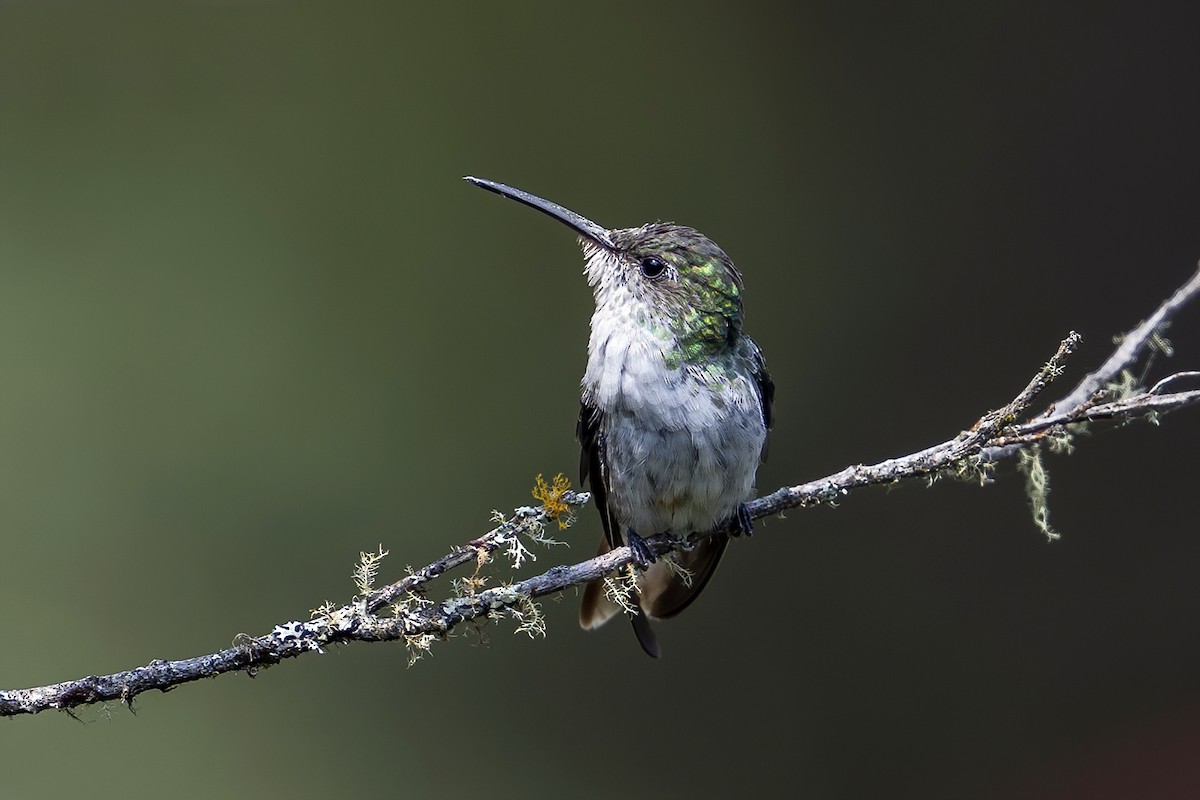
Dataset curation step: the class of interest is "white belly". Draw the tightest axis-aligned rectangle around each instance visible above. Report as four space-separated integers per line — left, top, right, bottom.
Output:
584 321 767 536
602 403 764 535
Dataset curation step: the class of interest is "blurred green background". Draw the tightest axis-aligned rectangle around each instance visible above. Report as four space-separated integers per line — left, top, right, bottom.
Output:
3 3 1200 798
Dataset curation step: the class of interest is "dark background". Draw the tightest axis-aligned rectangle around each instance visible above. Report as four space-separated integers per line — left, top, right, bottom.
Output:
2 3 1199 798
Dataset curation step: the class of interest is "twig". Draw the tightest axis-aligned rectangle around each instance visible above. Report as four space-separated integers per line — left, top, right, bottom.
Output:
3 268 1199 719
1052 267 1200 413
361 496 588 614
1149 371 1200 395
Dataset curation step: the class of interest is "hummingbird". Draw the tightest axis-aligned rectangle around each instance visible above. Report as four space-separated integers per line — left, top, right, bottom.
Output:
466 177 774 658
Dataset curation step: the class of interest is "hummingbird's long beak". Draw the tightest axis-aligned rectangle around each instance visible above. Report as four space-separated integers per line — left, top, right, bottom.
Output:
464 176 615 250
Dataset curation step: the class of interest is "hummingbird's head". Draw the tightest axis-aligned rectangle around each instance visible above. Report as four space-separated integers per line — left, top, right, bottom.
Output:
588 222 744 343
465 177 746 355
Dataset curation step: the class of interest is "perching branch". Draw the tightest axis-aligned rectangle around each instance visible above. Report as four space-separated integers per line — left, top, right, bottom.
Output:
3 268 1200 718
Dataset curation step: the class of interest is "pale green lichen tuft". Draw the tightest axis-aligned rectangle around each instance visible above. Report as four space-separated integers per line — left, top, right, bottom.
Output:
933 454 995 488
509 596 547 639
393 590 441 665
1105 369 1139 403
603 566 641 616
1150 328 1174 357
352 545 388 596
661 553 694 588
403 633 437 666
1018 445 1061 541
310 600 337 621
489 497 570 570
503 532 536 569
452 574 489 598
1046 425 1078 455
948 454 996 487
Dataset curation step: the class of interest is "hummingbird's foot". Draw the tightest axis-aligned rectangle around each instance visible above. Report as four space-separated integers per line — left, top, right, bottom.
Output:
625 529 656 569
727 503 755 537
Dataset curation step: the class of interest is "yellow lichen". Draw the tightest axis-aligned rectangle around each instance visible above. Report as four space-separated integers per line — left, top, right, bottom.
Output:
532 473 573 528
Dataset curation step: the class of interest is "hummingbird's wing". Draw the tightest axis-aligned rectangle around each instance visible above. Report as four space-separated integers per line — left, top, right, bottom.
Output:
577 401 663 657
751 337 775 460
577 399 619 630
576 401 618 549
641 534 729 620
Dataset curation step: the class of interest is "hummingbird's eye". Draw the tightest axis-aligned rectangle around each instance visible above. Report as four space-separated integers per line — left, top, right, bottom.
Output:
639 256 668 279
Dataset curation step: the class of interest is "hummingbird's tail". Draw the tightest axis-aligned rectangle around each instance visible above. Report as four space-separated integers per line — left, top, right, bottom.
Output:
579 534 729 657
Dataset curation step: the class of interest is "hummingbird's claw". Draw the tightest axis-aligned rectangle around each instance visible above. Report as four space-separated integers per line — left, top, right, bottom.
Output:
625 530 656 568
728 503 755 537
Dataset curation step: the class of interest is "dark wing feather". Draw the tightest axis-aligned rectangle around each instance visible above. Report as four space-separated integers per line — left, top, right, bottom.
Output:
576 400 620 549
753 341 775 461
643 534 729 620
578 401 661 655
629 608 661 658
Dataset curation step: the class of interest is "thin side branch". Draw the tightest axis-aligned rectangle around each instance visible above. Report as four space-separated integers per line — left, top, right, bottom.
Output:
1054 267 1200 413
3 267 1200 718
